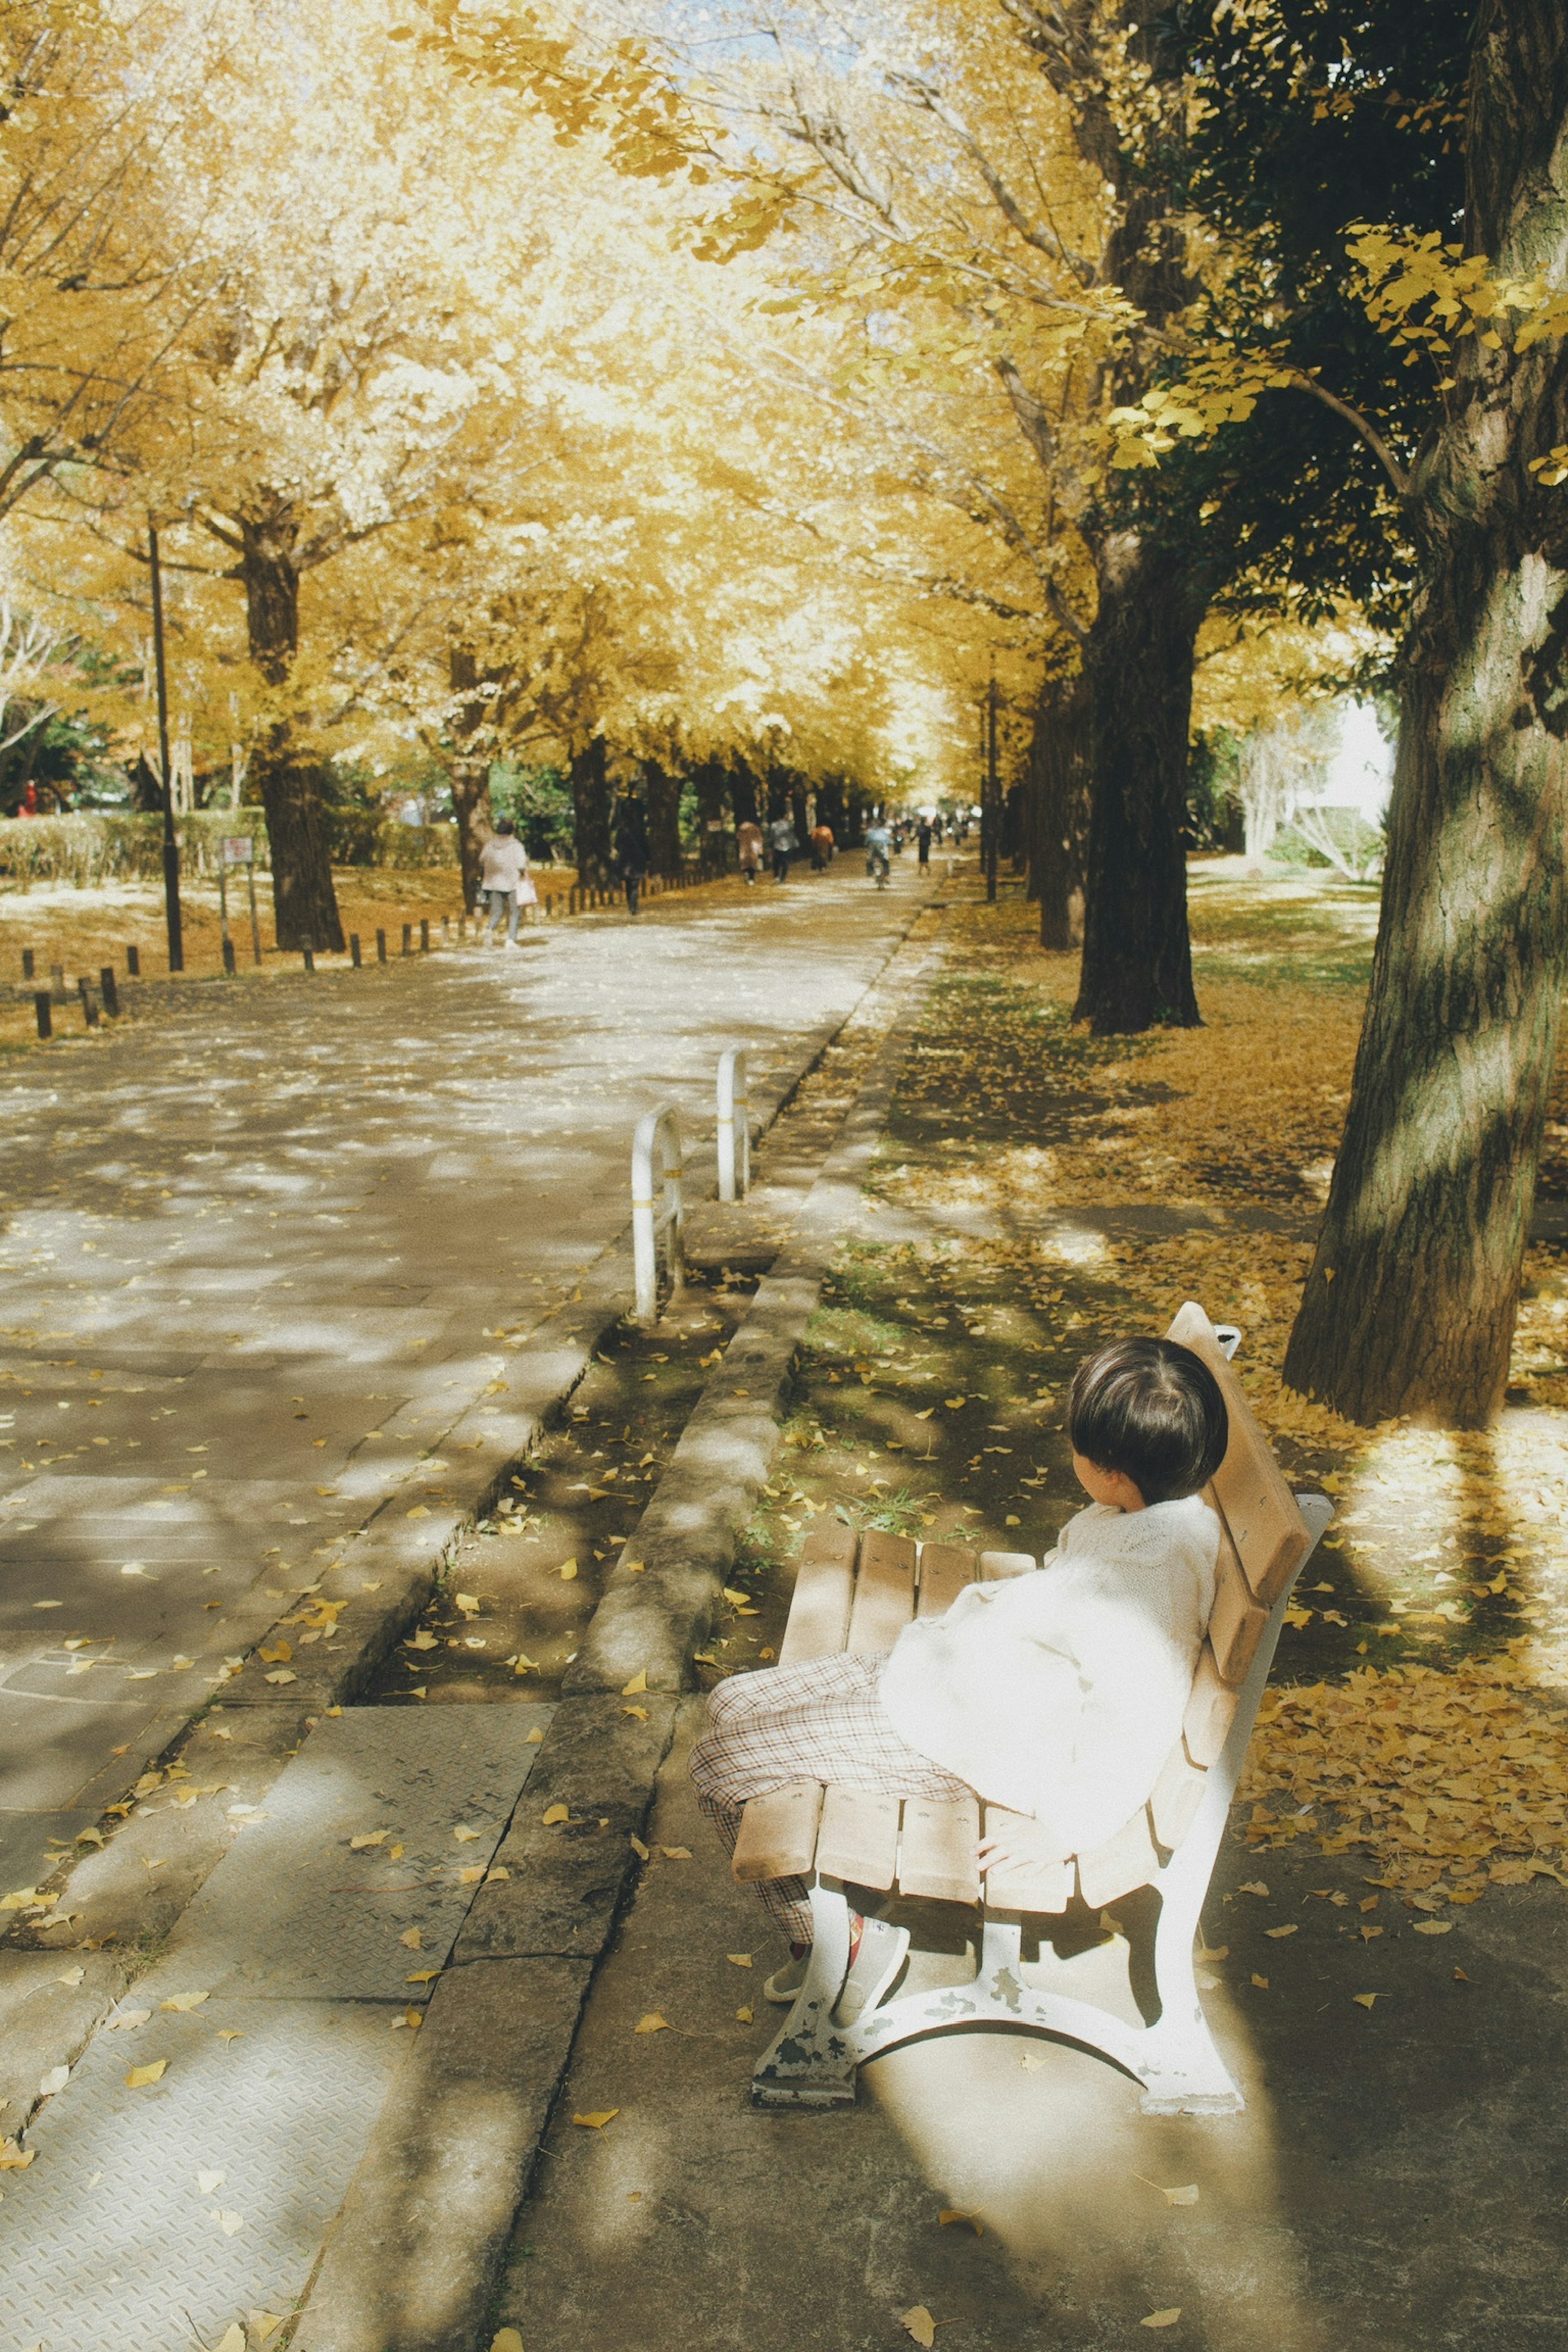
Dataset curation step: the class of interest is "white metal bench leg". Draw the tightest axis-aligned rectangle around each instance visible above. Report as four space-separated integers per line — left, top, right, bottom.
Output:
751 1878 858 2108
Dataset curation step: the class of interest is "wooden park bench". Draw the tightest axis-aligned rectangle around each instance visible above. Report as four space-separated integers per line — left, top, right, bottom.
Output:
731 1302 1333 2113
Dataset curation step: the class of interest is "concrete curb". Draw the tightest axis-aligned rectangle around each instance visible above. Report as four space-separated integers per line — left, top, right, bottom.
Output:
286 929 943 2351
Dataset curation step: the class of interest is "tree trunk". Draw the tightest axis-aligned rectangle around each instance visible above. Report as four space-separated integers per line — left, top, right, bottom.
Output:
1029 675 1089 949
728 756 758 827
644 759 683 875
817 775 846 845
447 643 494 909
1283 0 1568 1427
241 509 343 953
693 758 728 868
570 736 614 888
1073 534 1206 1031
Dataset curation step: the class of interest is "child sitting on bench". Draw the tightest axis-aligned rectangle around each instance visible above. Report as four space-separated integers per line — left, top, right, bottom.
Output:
690 1335 1228 2002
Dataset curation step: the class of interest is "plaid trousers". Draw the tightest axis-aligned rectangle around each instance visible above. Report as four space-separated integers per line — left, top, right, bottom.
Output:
690 1653 969 1945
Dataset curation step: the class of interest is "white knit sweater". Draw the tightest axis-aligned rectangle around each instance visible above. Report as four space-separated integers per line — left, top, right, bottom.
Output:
878 1496 1219 1860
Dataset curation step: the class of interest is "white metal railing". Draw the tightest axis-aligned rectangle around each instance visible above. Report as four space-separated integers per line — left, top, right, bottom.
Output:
717 1044 751 1202
632 1105 685 1323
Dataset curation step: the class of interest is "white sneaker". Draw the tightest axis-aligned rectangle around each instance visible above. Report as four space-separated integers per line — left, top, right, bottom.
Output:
763 1952 808 2004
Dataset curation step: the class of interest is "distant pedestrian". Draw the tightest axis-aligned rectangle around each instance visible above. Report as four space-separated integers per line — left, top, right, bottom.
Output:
769 813 796 882
810 821 834 871
615 797 651 916
479 818 528 947
737 817 764 884
917 819 932 867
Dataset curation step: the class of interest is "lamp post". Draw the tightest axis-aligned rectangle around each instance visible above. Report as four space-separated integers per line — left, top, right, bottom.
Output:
148 517 183 973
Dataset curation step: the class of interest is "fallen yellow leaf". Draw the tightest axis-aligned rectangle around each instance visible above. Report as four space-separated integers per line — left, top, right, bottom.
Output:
401 1928 422 1949
457 1866 484 1884
900 2307 937 2348
727 1953 753 1968
621 1668 648 1695
215 2208 243 2236
572 2109 618 2129
559 1558 579 1581
1352 1993 1379 2009
125 2060 168 2087
56 1967 85 1986
526 1727 544 1743
214 2327 247 2352
1412 1920 1453 1936
1264 1924 1297 1939
216 2030 245 2042
257 1642 291 1664
630 1835 650 1860
939 2208 983 2233
623 1705 648 1721
491 2332 525 2352
453 1824 482 1843
1250 1974 1269 1989
542 1804 570 1827
159 1991 209 2012
196 2168 226 2194
660 1846 691 1860
635 2013 668 2034
407 1969 440 1983
0 2140 35 2168
351 1831 388 1850
1141 2312 1182 2331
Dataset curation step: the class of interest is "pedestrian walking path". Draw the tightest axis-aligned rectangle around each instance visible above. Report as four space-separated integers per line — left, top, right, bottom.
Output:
0 865 927 1896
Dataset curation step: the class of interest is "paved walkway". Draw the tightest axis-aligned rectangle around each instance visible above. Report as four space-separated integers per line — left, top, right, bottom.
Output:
0 863 930 1896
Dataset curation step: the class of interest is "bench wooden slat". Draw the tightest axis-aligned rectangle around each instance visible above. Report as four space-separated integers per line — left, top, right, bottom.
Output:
915 1542 976 1618
898 1793 982 1903
733 1781 822 1883
846 1529 918 1653
816 1785 902 1889
1149 1741 1208 1851
978 1806 1073 1913
1183 1642 1241 1767
1077 1805 1161 1910
777 1518 858 1669
1167 1301 1310 1604
978 1549 1035 1581
1207 1513 1270 1683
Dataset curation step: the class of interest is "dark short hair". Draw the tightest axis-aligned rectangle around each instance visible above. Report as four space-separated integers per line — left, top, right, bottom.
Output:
494 817 515 835
1069 1337 1228 1505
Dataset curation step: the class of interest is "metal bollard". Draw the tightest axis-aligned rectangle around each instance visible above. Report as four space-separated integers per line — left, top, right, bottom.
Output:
126 944 140 977
350 934 361 968
420 918 429 952
376 929 388 964
401 923 412 956
49 961 66 1003
442 915 450 942
100 967 120 1016
631 1107 685 1325
222 938 236 976
21 948 33 980
33 991 51 1039
717 1045 751 1202
302 948 315 973
78 979 99 1029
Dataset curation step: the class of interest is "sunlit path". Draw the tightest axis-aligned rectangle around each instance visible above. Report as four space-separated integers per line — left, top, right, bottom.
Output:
0 864 930 1895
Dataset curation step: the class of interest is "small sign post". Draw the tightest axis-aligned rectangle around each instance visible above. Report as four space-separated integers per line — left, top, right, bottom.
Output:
220 835 262 966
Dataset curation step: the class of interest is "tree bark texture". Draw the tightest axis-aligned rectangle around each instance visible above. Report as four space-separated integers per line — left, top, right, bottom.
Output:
1283 0 1568 1427
728 757 759 828
447 643 494 910
1029 675 1089 948
644 760 683 875
1072 534 1205 1030
570 737 614 889
693 759 728 866
241 511 343 953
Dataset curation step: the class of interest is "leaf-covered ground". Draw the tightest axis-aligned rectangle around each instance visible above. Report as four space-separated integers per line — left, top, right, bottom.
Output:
736 868 1568 1918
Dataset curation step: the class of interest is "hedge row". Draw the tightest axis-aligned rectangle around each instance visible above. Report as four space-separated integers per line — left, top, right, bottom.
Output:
0 811 459 885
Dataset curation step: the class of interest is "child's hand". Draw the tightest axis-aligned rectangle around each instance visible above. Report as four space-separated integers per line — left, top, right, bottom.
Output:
976 1817 1060 1876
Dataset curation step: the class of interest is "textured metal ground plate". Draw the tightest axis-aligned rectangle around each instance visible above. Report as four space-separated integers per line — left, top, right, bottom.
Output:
159 1704 552 1999
0 1703 553 2348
